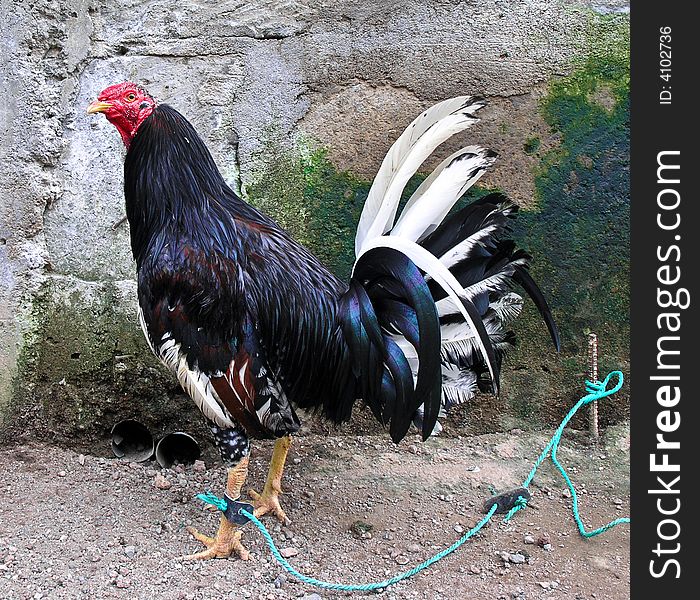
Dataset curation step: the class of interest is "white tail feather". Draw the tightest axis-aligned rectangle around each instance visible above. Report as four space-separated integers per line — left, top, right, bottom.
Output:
441 364 478 406
355 96 485 255
391 146 496 242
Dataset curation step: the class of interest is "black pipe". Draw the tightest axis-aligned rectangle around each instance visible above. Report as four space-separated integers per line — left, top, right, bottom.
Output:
111 419 154 462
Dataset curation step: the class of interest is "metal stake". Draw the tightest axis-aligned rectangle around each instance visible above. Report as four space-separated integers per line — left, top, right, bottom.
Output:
588 333 599 442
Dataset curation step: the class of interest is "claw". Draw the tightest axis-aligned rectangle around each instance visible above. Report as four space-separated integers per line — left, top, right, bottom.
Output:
249 488 291 526
183 518 250 561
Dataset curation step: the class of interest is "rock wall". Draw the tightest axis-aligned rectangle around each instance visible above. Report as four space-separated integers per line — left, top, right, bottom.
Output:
0 0 630 447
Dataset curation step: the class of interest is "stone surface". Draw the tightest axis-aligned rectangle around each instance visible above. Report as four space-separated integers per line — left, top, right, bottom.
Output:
0 0 630 442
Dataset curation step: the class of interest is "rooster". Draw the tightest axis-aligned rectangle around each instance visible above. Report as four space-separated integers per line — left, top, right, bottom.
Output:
87 82 559 560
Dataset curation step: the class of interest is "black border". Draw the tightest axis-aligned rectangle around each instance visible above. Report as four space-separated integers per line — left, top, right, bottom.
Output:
630 2 695 593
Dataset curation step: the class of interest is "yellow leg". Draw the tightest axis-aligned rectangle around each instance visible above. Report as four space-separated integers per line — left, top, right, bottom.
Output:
249 435 292 525
185 457 251 560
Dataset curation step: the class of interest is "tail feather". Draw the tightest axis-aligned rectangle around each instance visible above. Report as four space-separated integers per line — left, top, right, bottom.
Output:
355 96 486 254
342 247 442 441
513 265 561 351
340 96 559 443
390 146 497 242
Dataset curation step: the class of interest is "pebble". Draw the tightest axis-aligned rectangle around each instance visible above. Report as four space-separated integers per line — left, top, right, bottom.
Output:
300 594 323 600
154 474 172 490
192 460 206 472
279 547 298 558
273 574 286 588
454 524 464 534
395 555 409 565
78 454 85 466
406 543 422 553
469 565 481 574
523 535 535 545
58 471 67 477
543 543 553 551
509 553 526 565
293 458 302 464
124 545 136 558
562 488 572 499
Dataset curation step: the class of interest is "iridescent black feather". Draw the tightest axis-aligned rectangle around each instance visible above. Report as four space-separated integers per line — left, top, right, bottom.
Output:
126 104 443 442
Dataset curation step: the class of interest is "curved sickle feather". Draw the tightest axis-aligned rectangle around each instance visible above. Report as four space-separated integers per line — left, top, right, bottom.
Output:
356 236 500 394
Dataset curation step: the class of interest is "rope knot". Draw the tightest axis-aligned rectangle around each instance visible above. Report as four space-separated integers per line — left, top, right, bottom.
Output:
585 379 605 395
504 494 528 522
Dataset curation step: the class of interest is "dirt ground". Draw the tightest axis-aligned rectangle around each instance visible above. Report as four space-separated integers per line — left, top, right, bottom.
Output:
0 421 630 600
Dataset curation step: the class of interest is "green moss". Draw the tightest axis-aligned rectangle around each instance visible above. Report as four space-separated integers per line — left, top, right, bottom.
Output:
514 14 630 357
523 137 541 155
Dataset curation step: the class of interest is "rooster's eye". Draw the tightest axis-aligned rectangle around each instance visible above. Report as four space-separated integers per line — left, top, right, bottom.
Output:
125 93 136 102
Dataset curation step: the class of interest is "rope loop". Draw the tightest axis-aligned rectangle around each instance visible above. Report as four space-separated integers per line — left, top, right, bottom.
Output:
196 492 228 512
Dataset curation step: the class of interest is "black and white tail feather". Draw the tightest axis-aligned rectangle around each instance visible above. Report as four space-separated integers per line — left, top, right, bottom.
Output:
353 96 560 437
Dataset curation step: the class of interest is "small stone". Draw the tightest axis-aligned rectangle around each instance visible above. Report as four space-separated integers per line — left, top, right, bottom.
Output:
115 575 130 589
192 460 206 472
407 543 422 553
78 454 85 466
523 535 535 545
509 553 526 564
538 581 551 589
454 524 464 533
124 545 136 558
395 555 409 565
469 565 481 574
562 488 571 499
279 547 298 558
543 543 552 552
154 474 171 490
293 457 302 464
304 490 315 498
536 533 551 548
349 520 373 539
613 498 623 505
273 574 286 588
58 471 67 477
300 594 322 600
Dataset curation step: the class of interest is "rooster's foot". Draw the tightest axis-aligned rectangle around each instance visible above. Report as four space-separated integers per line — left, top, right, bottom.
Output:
249 487 291 526
184 517 250 560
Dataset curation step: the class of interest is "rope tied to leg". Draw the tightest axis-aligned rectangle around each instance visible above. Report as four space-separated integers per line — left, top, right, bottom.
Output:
195 370 629 591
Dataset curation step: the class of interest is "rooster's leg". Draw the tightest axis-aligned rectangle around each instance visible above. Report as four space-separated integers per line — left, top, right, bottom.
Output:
185 457 251 560
249 435 292 525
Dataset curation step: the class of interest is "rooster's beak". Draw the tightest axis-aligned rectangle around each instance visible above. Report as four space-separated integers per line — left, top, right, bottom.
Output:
86 100 112 115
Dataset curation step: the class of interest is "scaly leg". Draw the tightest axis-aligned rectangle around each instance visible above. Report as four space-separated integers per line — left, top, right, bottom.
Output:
185 457 251 560
249 435 292 525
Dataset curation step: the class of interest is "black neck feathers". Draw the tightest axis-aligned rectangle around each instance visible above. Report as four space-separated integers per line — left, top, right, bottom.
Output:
123 104 244 266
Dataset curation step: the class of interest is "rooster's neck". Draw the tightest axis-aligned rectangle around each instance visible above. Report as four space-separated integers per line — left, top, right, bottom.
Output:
123 104 243 266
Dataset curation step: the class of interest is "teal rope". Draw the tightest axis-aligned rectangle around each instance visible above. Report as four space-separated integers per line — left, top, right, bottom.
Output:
196 370 629 591
503 370 631 536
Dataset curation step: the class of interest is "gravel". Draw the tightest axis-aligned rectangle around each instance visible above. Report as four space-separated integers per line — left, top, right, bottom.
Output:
0 426 630 599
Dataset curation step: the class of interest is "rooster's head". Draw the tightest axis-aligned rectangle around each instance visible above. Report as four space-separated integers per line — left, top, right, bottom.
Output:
87 82 156 148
